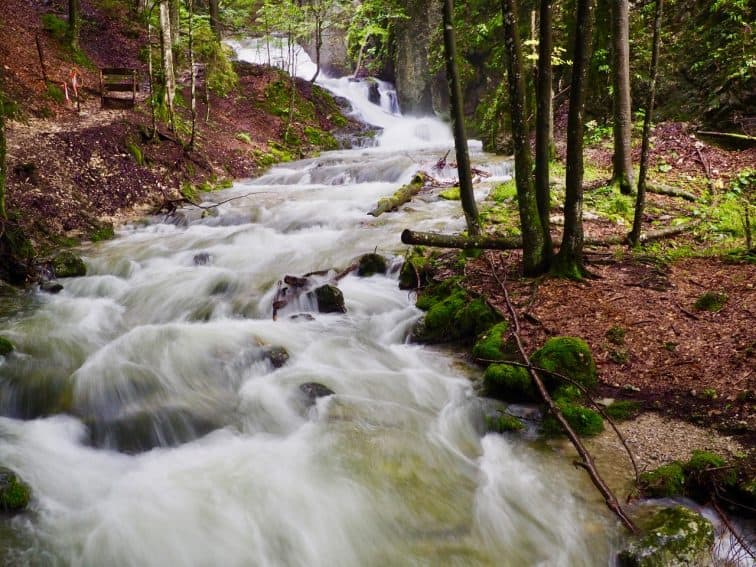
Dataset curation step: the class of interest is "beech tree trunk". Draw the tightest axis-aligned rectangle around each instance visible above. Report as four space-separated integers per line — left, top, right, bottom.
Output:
209 0 221 40
630 0 664 245
610 0 634 195
0 96 7 220
501 0 547 274
68 0 81 50
442 0 480 236
189 0 197 148
553 0 595 278
311 18 322 83
159 1 176 134
169 0 180 47
535 0 554 262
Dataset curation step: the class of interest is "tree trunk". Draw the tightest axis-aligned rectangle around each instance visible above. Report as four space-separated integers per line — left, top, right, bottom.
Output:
0 96 7 221
159 1 176 134
68 0 81 50
553 0 595 279
610 0 634 195
169 0 180 47
442 0 480 236
501 0 546 274
535 0 554 262
189 0 197 149
311 18 322 83
209 0 221 40
630 0 663 246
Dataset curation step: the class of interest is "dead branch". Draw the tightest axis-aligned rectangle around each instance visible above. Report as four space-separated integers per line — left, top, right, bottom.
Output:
368 172 427 216
712 498 756 561
647 184 698 202
484 251 638 533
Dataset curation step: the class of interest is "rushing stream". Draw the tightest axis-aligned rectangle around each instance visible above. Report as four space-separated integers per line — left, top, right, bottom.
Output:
0 42 622 566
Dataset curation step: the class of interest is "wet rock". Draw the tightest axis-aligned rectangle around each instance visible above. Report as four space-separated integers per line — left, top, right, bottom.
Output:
39 280 64 294
357 253 388 277
289 313 315 322
618 505 714 567
299 382 335 405
0 337 14 356
262 346 289 369
367 79 381 105
0 467 31 513
398 252 432 290
193 252 212 266
312 284 346 314
51 251 86 278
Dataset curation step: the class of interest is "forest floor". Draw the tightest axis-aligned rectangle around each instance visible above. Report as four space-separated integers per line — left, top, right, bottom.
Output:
2 0 754 465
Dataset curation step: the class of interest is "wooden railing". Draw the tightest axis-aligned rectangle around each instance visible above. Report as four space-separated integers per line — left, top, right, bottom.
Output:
100 68 138 109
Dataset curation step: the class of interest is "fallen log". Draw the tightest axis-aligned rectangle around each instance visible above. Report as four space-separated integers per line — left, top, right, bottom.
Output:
647 184 698 202
401 221 701 250
368 172 427 217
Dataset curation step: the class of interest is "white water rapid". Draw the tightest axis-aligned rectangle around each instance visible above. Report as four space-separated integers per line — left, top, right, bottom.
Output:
0 41 620 566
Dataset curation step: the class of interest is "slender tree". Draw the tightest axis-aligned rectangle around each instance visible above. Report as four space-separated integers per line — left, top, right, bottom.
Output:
629 0 663 245
501 0 548 274
209 0 221 40
169 0 180 47
535 0 554 262
68 0 81 50
159 0 177 134
189 0 197 149
553 0 595 278
442 0 480 236
610 0 634 195
0 94 7 222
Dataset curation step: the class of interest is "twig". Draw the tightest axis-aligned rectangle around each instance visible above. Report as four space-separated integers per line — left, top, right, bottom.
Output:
712 498 756 560
484 251 638 533
673 300 700 320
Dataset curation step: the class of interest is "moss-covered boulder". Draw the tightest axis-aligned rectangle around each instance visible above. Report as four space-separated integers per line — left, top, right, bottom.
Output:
0 336 14 356
399 250 433 289
531 336 597 391
618 506 714 567
0 467 31 513
485 412 524 433
542 400 604 437
472 322 515 362
483 363 537 402
313 284 346 314
51 251 86 278
356 253 388 277
639 462 686 498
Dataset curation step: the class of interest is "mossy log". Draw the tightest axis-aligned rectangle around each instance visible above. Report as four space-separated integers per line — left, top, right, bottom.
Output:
647 184 698 202
401 221 700 250
368 172 427 217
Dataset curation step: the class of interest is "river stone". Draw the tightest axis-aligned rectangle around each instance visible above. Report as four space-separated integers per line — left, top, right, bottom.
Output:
618 505 715 567
367 79 381 105
0 337 14 356
51 251 86 278
0 467 31 513
313 284 346 314
299 382 335 404
262 346 289 369
193 252 212 265
39 280 64 294
357 253 388 277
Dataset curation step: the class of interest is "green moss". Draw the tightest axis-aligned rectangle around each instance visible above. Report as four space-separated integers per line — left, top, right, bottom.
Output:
604 399 641 421
488 179 517 202
483 364 536 402
90 223 115 242
639 462 686 498
0 337 14 356
618 506 714 567
455 299 501 341
357 253 388 277
51 251 86 278
126 141 144 166
531 336 597 391
304 126 338 150
439 187 460 200
471 322 512 361
0 467 31 513
606 325 626 345
553 384 582 402
235 132 252 144
399 249 433 290
684 450 737 490
542 400 604 437
41 13 68 42
421 289 467 339
45 84 65 104
485 413 524 433
693 291 727 312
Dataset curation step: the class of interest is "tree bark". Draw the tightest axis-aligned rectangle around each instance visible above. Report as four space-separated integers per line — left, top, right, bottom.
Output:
169 0 180 47
68 0 81 50
501 0 547 274
311 18 322 83
209 0 221 40
189 0 197 149
442 0 480 236
535 0 554 262
630 0 663 246
0 96 7 221
553 0 595 279
368 172 426 216
610 0 634 195
159 1 177 135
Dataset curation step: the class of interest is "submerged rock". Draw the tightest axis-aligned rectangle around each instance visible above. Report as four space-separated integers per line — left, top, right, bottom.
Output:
618 505 714 567
39 280 64 294
0 337 14 357
0 467 31 513
296 382 335 412
262 345 289 369
193 252 212 266
313 284 346 314
51 251 86 278
356 253 388 277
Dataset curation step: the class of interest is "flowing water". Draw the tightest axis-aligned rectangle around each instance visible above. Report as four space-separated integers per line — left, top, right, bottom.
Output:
0 44 621 566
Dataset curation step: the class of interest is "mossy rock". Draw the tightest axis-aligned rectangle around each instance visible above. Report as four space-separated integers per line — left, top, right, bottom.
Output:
693 292 727 312
312 284 346 314
684 451 737 499
542 400 604 437
356 253 388 277
483 363 537 402
604 399 642 421
472 322 515 362
639 462 686 498
0 467 31 513
618 506 714 567
0 337 14 356
51 251 86 278
439 187 460 200
399 249 433 290
485 412 524 433
531 336 597 391
455 298 501 340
